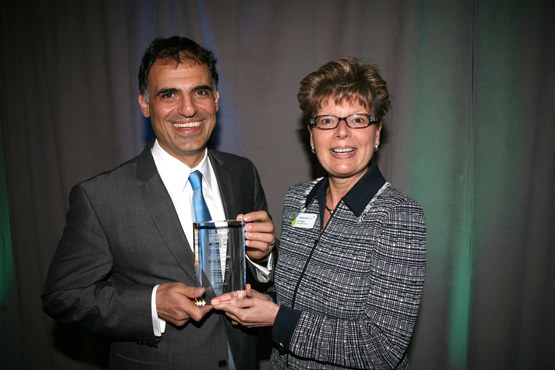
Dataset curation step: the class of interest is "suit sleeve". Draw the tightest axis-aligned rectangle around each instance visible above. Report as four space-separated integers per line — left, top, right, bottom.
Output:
42 184 157 344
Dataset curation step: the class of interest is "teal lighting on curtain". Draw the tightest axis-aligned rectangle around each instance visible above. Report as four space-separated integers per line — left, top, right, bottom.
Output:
407 1 474 369
1 132 15 324
0 202 13 302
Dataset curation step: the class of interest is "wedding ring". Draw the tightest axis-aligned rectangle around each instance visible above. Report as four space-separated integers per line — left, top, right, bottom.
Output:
194 298 206 307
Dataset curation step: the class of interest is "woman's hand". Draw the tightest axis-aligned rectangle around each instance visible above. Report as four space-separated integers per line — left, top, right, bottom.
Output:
211 284 279 328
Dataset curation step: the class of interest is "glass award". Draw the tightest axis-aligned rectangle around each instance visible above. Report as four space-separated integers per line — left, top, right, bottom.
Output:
193 220 246 306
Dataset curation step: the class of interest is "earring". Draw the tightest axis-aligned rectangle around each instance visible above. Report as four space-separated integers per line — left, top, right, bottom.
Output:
311 147 316 154
374 145 379 152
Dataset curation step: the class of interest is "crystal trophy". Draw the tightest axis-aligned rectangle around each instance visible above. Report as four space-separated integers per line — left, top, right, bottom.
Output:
193 220 246 306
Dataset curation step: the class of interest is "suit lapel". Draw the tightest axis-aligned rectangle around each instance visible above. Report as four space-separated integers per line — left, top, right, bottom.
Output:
208 150 242 291
209 151 238 218
135 146 196 282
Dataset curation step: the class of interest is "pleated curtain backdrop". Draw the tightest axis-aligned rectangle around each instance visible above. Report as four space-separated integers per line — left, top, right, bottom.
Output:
1 1 553 369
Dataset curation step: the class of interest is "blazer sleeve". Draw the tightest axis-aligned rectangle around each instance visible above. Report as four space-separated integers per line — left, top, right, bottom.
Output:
42 183 157 344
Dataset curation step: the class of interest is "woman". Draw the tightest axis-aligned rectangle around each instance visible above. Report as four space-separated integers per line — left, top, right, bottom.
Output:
212 57 426 369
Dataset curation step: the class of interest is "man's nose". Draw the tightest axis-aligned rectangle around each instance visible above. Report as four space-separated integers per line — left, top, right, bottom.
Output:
178 94 197 116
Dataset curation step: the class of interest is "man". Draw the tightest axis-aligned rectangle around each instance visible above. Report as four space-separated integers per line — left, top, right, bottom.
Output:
42 36 275 369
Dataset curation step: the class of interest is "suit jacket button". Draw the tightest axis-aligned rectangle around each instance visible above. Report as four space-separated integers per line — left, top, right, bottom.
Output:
218 359 227 368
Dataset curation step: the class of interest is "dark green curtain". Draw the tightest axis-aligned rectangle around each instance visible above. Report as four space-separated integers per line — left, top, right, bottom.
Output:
469 2 555 368
1 1 553 369
0 118 20 369
400 1 555 369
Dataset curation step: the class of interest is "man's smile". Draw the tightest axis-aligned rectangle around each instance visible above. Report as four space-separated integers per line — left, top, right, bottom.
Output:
173 121 202 128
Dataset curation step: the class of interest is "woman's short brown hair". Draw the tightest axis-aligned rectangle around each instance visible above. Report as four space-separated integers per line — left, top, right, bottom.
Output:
297 57 391 124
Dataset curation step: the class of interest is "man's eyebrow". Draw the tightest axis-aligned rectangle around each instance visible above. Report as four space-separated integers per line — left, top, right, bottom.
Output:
156 88 179 96
192 85 213 92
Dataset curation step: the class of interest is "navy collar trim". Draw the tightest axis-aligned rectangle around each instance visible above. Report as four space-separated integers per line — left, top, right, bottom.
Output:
305 162 386 217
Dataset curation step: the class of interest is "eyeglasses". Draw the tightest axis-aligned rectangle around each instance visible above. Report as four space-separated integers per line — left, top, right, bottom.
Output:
309 114 380 129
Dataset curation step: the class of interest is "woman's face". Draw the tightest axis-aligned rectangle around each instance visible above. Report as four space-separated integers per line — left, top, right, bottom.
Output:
310 96 381 183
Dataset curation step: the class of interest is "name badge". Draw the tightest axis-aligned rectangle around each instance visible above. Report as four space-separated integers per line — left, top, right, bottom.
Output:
292 213 317 228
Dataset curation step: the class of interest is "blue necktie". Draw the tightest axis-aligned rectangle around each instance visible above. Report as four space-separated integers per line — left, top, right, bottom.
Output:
189 170 223 295
189 171 235 370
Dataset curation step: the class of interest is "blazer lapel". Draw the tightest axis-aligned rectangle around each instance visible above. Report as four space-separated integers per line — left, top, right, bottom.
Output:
135 146 196 282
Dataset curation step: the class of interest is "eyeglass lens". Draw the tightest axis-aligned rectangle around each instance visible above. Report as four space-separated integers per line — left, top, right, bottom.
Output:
314 114 374 129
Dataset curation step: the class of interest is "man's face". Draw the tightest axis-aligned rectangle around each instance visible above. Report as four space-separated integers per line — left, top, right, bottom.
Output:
138 59 219 167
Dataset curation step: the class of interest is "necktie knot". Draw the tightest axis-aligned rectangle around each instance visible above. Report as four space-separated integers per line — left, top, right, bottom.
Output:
189 170 203 191
189 170 212 223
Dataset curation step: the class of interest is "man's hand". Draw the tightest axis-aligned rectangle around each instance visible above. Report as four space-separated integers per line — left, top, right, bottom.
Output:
236 211 276 261
156 282 212 327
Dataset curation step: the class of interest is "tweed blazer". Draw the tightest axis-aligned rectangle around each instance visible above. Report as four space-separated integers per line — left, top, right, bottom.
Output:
272 165 426 369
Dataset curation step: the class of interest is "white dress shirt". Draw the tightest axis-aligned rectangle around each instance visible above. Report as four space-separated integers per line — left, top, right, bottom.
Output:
152 140 226 249
149 140 271 336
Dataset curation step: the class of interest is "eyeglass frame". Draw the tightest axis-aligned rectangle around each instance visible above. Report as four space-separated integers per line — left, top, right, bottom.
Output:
309 113 380 129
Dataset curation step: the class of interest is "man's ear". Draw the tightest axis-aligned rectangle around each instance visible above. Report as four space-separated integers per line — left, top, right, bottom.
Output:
214 89 220 112
138 95 150 117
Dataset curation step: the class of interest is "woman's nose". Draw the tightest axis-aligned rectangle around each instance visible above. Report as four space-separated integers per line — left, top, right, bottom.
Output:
334 118 350 137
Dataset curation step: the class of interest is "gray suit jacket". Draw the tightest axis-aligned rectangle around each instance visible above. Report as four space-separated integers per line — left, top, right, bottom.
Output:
42 144 269 369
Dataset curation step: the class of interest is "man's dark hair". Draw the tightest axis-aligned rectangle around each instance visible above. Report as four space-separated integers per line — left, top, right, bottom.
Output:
138 36 218 101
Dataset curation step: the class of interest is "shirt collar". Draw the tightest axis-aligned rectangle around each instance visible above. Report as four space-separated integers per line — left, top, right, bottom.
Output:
151 139 214 191
305 161 386 217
